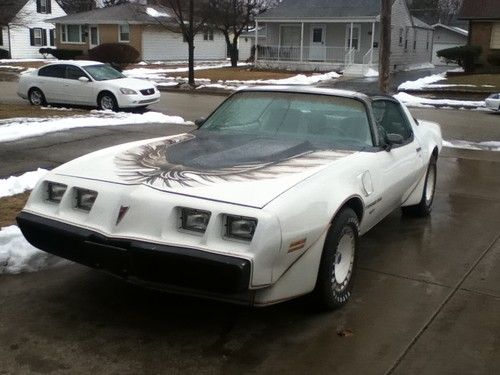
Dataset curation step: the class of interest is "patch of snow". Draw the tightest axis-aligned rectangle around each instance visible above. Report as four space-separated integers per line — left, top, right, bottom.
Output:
394 92 485 109
124 62 250 80
443 140 500 152
482 85 495 88
146 7 170 18
364 68 379 77
196 83 242 91
137 61 148 65
0 225 68 274
403 63 435 71
447 67 464 73
0 65 24 71
425 84 477 88
0 169 48 198
0 58 51 63
41 106 73 111
398 73 446 91
0 111 188 143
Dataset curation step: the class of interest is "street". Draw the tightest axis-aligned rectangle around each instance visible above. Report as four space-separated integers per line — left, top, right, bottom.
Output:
1 89 500 374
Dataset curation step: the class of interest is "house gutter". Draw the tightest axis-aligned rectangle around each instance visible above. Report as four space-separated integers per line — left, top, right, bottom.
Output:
255 17 378 23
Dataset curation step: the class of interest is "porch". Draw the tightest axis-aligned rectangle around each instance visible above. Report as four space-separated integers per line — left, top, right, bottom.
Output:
254 21 380 75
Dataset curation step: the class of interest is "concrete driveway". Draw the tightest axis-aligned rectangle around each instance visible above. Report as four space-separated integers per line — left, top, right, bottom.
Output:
1 88 499 375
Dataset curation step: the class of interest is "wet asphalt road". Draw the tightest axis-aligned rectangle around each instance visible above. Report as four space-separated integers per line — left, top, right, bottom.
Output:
1 88 500 374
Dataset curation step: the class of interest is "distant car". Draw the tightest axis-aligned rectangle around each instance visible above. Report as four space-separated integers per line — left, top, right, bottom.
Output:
17 87 442 309
17 60 160 111
485 93 500 111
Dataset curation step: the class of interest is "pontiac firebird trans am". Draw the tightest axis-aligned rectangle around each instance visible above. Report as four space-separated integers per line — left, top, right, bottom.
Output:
17 87 442 309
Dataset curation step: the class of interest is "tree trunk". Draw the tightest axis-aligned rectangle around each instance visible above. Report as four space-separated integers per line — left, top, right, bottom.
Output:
187 0 195 86
379 0 391 93
230 35 239 67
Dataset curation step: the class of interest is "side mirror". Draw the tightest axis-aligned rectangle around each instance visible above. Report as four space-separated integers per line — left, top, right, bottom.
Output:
384 133 404 151
78 76 90 82
194 118 205 129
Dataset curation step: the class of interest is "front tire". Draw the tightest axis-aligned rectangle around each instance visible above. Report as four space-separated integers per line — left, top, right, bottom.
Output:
98 92 118 111
402 156 437 217
312 208 359 310
29 88 46 106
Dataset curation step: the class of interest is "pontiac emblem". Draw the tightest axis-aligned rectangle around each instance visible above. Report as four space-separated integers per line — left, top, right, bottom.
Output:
116 206 129 225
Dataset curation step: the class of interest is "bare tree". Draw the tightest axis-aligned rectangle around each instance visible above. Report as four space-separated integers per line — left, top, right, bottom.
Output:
379 0 391 93
149 0 210 86
437 0 463 24
208 0 272 67
56 0 98 14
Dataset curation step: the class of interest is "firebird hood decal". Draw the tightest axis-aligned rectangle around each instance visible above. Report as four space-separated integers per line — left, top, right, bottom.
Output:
114 133 353 188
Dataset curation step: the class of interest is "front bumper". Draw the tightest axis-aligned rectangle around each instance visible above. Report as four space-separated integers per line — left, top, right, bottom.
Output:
17 212 251 294
117 92 161 108
485 99 500 111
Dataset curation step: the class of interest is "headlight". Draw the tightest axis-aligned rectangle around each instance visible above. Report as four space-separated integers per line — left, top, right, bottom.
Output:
180 208 211 233
75 188 98 211
119 88 138 95
47 182 67 203
225 215 258 241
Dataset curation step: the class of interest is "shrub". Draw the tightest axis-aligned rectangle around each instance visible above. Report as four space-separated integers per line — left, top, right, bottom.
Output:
437 45 482 73
39 48 83 60
487 51 500 66
88 43 140 69
0 48 10 59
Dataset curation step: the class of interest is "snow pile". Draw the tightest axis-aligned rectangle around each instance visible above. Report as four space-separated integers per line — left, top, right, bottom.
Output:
364 68 379 78
0 111 189 143
398 73 446 91
403 63 435 71
0 65 24 71
0 226 67 274
0 169 48 198
394 92 485 109
124 62 250 80
146 7 170 18
443 140 500 152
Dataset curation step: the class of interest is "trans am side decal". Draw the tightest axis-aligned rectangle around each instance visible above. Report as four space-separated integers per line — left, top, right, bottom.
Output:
114 133 352 188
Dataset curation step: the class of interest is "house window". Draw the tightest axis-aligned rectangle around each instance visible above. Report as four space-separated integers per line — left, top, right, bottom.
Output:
119 24 130 42
30 28 45 46
345 25 361 50
404 28 409 51
0 28 3 46
399 28 403 46
491 23 500 49
413 29 417 51
37 0 51 14
61 25 85 43
203 30 214 41
49 29 55 46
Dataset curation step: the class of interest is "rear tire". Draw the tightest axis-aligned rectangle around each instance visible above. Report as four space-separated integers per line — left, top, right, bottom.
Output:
28 88 46 106
98 92 118 111
402 156 437 217
312 208 359 310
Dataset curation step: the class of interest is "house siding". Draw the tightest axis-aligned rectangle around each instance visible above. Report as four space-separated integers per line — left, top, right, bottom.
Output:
434 28 467 45
8 0 66 59
0 27 10 54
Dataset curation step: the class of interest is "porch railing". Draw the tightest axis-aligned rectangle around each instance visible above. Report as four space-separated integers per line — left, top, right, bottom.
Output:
344 48 356 68
362 48 379 75
257 45 348 64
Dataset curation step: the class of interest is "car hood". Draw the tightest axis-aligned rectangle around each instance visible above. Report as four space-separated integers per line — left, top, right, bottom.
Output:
107 77 155 90
54 133 356 208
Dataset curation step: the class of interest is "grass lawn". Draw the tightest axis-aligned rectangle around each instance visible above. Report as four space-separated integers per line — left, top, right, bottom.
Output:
446 74 500 91
0 192 29 227
0 104 87 120
176 67 298 81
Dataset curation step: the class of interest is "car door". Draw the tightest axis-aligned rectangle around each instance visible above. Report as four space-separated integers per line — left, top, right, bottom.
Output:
37 64 66 103
368 99 425 219
63 65 96 105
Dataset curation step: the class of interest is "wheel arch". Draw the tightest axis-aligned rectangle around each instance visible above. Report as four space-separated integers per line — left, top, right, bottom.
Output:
330 195 364 225
97 89 116 102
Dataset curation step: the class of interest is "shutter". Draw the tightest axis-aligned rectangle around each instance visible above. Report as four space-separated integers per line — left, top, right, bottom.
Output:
42 29 48 46
47 0 52 14
29 28 35 46
36 0 41 13
491 23 500 49
50 29 55 46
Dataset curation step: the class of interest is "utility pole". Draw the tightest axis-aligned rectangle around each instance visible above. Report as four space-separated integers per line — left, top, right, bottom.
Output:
379 0 391 93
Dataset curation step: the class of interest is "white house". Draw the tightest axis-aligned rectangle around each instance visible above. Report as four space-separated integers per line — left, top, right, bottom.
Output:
0 0 66 59
431 23 468 65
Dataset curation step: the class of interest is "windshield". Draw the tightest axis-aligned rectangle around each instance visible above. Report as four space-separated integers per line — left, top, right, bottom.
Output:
83 64 125 81
200 91 373 149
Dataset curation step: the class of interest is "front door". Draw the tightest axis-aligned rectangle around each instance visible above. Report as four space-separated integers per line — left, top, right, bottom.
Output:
89 26 99 49
309 25 326 61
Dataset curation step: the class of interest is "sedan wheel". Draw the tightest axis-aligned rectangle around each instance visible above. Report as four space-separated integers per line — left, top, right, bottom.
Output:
313 208 359 310
98 93 118 111
29 88 46 106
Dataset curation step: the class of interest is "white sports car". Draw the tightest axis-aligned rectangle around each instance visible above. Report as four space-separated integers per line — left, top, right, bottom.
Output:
17 60 160 111
17 87 442 309
485 93 500 111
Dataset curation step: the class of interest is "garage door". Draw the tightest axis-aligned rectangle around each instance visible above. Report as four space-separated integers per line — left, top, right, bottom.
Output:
432 43 461 65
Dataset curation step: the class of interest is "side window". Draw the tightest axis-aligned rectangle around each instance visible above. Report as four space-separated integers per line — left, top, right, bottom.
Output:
372 100 413 142
66 65 86 80
38 64 65 78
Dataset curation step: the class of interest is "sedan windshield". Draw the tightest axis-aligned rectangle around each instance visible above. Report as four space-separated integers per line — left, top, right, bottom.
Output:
83 64 125 81
200 91 373 149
